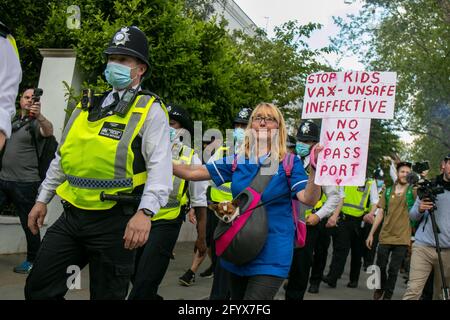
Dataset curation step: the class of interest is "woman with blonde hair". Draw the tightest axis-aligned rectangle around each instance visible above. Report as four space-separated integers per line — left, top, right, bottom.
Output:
173 102 322 299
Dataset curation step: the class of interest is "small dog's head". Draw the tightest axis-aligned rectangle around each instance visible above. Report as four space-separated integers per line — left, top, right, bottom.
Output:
208 200 239 223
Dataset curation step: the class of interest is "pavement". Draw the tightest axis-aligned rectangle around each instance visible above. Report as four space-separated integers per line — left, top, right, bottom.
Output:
0 241 407 300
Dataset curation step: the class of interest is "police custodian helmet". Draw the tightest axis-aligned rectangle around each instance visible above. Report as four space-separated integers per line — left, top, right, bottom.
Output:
233 107 252 125
167 104 194 136
104 26 150 68
296 120 319 142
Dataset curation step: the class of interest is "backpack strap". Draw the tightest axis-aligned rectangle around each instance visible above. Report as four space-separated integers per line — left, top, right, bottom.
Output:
282 153 299 222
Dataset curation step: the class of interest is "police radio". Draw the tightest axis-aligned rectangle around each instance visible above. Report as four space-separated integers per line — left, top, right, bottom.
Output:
81 88 94 110
113 87 138 117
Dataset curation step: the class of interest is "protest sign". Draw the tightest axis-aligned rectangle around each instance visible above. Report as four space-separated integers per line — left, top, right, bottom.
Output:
302 71 397 120
315 118 371 186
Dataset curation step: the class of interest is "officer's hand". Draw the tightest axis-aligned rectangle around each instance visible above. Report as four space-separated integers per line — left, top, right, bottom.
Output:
306 213 320 226
0 131 6 151
326 215 338 228
194 237 207 257
366 234 374 250
28 202 47 235
363 213 375 225
29 101 41 118
187 208 196 224
123 210 151 250
419 200 434 213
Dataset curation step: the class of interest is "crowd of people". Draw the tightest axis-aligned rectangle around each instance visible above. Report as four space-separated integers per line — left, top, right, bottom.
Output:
1 23 449 300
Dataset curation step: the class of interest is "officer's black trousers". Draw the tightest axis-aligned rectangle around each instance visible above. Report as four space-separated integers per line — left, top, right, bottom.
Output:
285 219 330 300
25 203 135 300
309 220 332 287
326 215 364 285
128 216 183 300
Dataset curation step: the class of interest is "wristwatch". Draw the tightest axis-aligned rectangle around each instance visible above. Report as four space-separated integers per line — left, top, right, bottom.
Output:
141 208 155 218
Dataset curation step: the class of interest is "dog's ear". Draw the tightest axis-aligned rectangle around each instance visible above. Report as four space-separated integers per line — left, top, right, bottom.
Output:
208 203 218 212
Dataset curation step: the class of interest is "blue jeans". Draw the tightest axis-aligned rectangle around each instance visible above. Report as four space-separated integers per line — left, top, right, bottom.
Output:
0 179 41 262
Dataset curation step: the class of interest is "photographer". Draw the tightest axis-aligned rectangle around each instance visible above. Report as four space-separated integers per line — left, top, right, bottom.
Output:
403 154 450 300
0 87 53 274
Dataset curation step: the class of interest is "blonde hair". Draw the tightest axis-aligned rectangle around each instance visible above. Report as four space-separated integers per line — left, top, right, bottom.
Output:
241 103 287 161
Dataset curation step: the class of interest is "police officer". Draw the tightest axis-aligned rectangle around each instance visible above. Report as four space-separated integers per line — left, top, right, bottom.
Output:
25 26 173 300
0 21 22 150
323 176 379 288
285 120 343 299
129 104 208 299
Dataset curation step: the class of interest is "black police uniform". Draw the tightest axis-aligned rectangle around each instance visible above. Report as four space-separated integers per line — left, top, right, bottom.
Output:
286 120 333 299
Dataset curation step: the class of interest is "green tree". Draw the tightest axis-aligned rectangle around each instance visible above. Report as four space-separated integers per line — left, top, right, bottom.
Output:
333 0 450 172
2 0 329 131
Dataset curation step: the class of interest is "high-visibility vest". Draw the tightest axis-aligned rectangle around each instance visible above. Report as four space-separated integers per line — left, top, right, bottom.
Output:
0 25 19 59
7 34 19 58
305 192 328 218
152 143 194 221
209 146 233 202
341 180 373 217
56 94 168 210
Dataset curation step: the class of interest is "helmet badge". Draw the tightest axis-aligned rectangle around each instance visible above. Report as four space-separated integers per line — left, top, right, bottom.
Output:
239 109 249 119
113 27 130 46
301 122 311 134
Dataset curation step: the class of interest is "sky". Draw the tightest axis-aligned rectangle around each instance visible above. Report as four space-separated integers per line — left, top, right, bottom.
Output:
233 0 414 144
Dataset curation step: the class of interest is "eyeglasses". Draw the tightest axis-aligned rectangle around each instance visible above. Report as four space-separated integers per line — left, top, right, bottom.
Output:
252 116 278 124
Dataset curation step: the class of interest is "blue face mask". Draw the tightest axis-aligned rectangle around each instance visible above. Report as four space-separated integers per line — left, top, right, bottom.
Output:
169 127 177 142
295 141 311 157
104 62 136 90
376 180 384 189
233 128 245 143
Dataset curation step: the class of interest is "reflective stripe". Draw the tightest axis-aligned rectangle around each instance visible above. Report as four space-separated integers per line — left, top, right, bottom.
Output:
342 181 372 211
114 112 142 179
58 107 82 155
135 95 150 108
215 185 232 193
163 145 193 208
66 175 132 189
164 199 181 208
342 203 363 210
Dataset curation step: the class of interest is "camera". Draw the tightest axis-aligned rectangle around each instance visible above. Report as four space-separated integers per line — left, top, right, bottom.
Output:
32 88 43 103
29 88 43 119
412 161 430 175
407 172 444 202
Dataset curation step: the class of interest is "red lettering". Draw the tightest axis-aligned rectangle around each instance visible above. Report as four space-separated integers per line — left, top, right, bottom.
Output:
349 119 358 129
387 85 395 96
349 131 359 141
354 147 361 158
319 165 328 176
324 148 332 159
336 132 345 141
344 71 353 82
351 163 359 176
337 119 347 129
379 100 387 113
307 87 316 97
325 131 335 141
372 72 380 84
339 164 347 176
